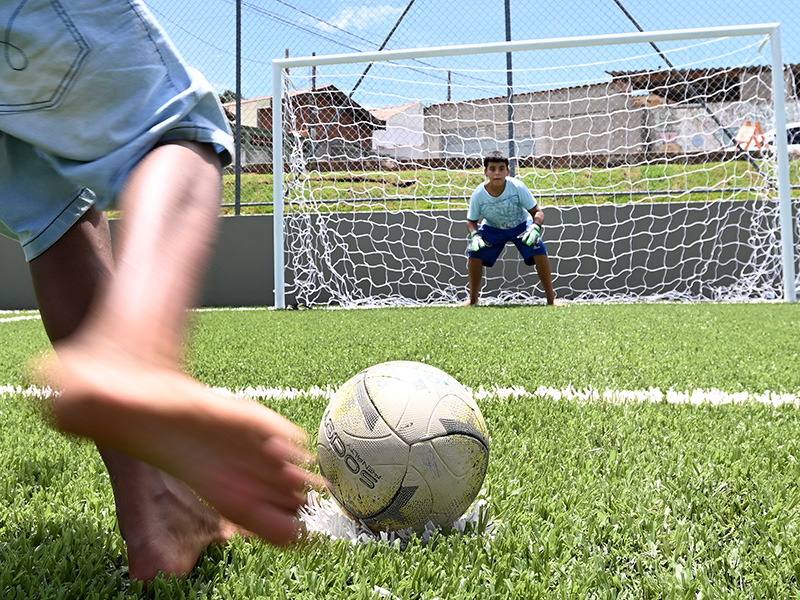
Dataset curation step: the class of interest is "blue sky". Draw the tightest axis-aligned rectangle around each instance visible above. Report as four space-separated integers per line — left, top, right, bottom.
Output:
146 0 800 107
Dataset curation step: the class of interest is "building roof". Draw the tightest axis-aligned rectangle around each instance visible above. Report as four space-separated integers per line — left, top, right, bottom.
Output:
424 80 623 111
223 84 385 128
370 102 421 121
607 64 800 103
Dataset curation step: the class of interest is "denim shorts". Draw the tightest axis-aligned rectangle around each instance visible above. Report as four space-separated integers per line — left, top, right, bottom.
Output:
0 0 234 260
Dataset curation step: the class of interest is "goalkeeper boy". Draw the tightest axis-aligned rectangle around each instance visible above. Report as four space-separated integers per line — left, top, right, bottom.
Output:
465 151 561 305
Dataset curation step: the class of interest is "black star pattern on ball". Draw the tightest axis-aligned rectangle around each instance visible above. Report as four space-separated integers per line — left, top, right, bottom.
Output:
355 382 381 431
366 485 419 527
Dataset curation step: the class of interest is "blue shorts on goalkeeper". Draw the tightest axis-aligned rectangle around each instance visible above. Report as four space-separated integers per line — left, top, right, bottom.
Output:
468 221 548 267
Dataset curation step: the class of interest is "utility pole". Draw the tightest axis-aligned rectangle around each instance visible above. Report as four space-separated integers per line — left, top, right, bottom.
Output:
234 0 241 215
505 0 516 176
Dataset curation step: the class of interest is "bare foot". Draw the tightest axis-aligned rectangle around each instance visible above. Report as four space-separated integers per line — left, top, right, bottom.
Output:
106 457 243 581
38 337 324 548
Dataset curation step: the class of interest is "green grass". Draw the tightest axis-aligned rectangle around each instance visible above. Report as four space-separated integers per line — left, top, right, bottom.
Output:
221 159 800 214
2 303 800 598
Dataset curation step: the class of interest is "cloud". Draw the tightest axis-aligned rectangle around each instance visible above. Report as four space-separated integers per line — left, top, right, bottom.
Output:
318 4 404 33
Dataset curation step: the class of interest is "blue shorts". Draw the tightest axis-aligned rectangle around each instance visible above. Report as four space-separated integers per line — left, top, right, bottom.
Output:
0 0 234 261
468 221 548 267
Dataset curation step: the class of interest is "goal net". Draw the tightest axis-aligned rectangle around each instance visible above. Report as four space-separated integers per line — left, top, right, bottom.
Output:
271 25 797 307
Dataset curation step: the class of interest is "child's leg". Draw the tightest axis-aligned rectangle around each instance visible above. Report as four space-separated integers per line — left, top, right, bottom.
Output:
40 141 321 555
28 206 242 582
466 257 484 305
78 140 223 363
532 254 562 305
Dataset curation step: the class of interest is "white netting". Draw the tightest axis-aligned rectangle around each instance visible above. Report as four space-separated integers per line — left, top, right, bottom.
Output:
274 29 798 306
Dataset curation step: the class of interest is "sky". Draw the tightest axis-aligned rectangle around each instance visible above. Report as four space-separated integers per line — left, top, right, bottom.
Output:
145 0 800 109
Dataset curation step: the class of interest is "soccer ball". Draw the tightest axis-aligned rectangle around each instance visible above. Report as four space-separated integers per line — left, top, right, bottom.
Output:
317 361 489 532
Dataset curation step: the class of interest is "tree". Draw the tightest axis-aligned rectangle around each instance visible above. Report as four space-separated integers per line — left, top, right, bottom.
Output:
219 89 239 104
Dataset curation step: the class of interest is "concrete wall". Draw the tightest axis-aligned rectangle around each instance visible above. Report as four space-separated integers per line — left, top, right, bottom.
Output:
0 201 783 310
0 236 35 309
283 201 766 305
0 215 275 310
202 215 275 307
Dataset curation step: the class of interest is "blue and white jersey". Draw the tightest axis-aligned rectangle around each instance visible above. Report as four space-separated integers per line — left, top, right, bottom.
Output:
467 176 537 230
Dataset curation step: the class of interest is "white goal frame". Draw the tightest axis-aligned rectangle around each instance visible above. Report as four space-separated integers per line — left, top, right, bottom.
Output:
271 24 795 307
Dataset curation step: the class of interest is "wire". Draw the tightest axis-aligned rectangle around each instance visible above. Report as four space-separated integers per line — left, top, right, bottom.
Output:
151 0 505 98
238 0 370 53
267 0 379 48
148 5 235 57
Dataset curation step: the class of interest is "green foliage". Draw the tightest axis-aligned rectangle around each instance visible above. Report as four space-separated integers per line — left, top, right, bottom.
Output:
2 303 800 598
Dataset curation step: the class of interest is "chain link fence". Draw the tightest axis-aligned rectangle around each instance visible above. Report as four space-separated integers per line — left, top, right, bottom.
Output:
146 0 800 212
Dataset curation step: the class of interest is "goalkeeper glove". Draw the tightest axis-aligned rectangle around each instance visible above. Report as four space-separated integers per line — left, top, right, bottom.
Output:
468 231 489 252
518 222 543 248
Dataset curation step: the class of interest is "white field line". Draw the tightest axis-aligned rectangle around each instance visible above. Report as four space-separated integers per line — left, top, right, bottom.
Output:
1 383 798 407
0 314 41 323
0 308 266 323
3 380 797 546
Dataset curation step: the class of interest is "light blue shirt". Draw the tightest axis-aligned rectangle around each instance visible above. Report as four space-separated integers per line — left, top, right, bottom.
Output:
467 176 537 229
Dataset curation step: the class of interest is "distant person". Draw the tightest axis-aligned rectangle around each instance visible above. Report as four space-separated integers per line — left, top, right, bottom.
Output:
465 151 562 305
0 0 320 582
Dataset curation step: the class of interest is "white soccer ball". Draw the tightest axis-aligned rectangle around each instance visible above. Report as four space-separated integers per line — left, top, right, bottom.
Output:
317 361 490 532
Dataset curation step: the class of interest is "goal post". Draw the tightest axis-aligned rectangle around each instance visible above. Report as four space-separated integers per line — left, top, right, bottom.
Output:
271 24 796 307
768 26 797 302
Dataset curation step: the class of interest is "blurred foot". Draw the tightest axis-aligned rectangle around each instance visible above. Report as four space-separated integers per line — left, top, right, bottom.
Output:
113 466 243 581
39 335 323 548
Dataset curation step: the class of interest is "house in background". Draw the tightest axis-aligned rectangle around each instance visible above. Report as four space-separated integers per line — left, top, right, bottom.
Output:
256 84 385 165
417 65 799 161
223 65 799 168
221 96 274 165
222 85 385 166
608 64 800 153
370 102 426 160
222 95 272 128
422 81 644 161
